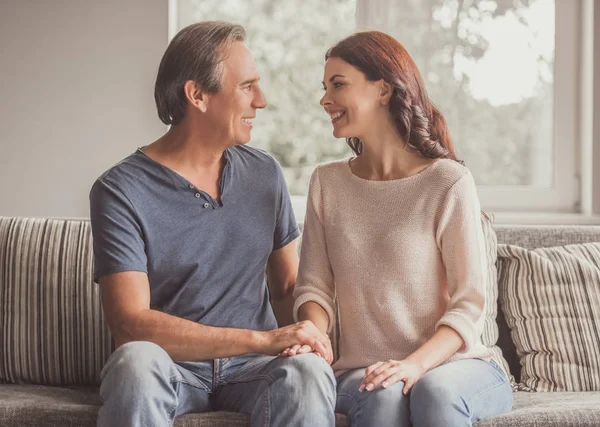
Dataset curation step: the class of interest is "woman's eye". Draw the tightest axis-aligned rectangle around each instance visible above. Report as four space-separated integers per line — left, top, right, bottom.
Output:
333 82 343 88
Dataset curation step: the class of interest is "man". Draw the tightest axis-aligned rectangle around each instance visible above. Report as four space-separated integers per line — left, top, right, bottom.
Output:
90 21 335 427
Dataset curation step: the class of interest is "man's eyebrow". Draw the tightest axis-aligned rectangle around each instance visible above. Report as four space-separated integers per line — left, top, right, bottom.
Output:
321 74 346 86
240 77 260 86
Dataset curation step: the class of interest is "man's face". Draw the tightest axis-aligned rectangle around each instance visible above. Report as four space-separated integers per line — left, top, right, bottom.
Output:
205 41 267 145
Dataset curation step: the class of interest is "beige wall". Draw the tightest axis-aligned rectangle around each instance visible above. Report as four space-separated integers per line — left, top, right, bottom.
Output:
594 1 600 214
0 0 167 218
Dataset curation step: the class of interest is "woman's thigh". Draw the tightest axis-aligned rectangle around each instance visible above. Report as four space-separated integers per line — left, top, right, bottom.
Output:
409 358 513 426
336 368 411 427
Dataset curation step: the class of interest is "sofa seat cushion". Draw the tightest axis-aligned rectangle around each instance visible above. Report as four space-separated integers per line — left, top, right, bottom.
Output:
476 391 600 426
3 385 600 427
0 385 349 427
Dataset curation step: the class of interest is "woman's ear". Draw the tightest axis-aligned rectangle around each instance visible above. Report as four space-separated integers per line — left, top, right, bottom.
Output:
183 80 209 113
379 80 393 106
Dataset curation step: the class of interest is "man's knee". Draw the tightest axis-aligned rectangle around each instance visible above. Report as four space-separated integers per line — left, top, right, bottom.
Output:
101 341 174 388
273 353 336 395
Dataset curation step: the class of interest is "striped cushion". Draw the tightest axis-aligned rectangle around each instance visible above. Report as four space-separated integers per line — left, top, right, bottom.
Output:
0 217 112 385
497 242 600 391
479 213 515 386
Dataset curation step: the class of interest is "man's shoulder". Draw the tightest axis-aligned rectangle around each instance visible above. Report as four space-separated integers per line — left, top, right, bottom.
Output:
91 150 150 199
230 144 277 165
229 145 282 179
96 150 146 183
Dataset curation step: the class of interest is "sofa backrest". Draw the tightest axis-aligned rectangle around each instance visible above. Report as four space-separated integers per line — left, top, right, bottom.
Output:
3 216 600 386
494 225 600 382
0 217 112 385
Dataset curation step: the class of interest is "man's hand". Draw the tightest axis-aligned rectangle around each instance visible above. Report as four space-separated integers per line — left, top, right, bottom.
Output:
261 320 333 364
360 359 426 395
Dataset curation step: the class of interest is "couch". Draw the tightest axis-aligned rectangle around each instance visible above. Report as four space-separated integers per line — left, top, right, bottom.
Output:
1 216 600 426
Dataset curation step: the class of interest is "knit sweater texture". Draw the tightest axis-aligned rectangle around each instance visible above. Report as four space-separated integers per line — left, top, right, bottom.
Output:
293 158 492 373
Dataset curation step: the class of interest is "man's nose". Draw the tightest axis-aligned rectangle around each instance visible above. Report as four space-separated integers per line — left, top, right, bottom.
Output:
253 86 267 109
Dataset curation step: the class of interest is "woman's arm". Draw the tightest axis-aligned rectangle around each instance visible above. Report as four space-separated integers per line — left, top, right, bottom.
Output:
297 301 330 334
292 167 336 333
404 325 463 371
281 168 336 363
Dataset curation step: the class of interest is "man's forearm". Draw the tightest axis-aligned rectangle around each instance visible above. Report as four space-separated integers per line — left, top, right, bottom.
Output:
117 309 267 361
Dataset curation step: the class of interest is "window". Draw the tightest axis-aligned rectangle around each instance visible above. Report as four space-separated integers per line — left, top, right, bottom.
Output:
173 0 585 215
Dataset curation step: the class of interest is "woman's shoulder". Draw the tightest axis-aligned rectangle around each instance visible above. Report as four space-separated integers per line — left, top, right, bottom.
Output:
312 158 352 181
429 158 473 189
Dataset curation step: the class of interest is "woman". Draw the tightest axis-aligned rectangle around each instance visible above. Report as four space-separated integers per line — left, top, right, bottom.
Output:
282 31 513 426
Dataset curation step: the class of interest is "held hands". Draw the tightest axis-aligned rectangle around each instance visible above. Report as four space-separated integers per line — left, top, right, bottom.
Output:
267 320 334 365
278 342 333 365
360 359 426 395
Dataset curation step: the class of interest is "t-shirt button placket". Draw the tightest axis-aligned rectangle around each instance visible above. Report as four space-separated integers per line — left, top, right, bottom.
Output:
203 202 211 209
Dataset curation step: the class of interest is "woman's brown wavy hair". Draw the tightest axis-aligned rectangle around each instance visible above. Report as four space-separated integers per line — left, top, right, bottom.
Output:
326 31 462 165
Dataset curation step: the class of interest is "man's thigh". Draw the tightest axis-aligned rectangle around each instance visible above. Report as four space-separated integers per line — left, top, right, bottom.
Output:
172 360 214 416
212 353 334 414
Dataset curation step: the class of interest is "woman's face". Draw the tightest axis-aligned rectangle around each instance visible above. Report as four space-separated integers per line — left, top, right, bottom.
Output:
320 57 386 140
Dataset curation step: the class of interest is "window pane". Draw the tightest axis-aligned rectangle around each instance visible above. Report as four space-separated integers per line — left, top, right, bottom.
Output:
177 0 356 196
379 0 555 187
177 0 555 193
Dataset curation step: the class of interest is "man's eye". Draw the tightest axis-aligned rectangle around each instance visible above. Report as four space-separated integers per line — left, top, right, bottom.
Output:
333 82 343 88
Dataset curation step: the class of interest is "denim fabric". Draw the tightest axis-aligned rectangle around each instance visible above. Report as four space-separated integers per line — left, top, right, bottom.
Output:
336 358 512 427
97 342 336 427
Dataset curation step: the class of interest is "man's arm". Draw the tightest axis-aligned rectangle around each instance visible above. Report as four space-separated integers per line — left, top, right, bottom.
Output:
266 240 299 327
100 270 330 361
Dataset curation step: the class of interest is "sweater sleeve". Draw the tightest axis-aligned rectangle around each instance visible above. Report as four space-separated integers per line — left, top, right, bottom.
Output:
293 167 336 333
435 171 486 352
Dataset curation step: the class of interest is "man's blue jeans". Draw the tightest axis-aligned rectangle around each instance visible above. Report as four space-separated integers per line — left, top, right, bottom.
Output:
336 358 513 426
96 341 336 427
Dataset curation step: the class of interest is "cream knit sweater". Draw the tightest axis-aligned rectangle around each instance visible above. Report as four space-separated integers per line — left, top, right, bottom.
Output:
293 158 492 373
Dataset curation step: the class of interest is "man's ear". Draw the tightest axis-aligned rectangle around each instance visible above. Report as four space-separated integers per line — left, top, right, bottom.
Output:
379 80 393 106
183 80 209 113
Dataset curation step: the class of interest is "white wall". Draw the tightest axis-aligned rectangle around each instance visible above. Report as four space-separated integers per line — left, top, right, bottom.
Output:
0 0 167 218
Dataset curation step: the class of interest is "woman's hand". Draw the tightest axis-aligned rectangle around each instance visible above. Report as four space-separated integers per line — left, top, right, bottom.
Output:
360 359 426 394
278 341 333 365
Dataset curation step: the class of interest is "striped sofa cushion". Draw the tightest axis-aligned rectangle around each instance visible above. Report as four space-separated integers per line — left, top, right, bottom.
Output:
479 213 514 386
497 242 600 391
0 217 112 385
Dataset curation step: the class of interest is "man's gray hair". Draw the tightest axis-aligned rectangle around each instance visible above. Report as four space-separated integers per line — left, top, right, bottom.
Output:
154 21 246 125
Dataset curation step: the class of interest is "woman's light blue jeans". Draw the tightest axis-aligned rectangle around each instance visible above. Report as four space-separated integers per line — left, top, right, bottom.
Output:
336 358 513 426
96 341 336 427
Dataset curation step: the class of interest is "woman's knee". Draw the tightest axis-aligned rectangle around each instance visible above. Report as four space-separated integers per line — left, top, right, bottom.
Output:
411 375 460 408
340 384 410 426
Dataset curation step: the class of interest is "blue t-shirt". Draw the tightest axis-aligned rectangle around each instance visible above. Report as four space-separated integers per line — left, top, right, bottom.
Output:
89 145 300 332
